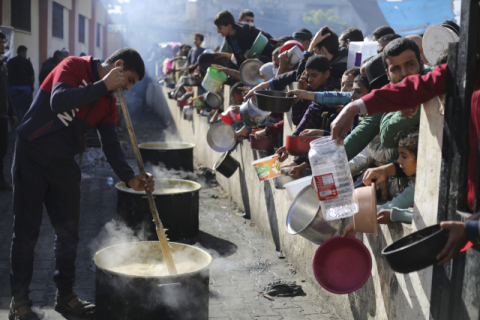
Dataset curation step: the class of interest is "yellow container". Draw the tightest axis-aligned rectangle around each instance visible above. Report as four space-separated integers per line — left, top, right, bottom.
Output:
202 67 227 93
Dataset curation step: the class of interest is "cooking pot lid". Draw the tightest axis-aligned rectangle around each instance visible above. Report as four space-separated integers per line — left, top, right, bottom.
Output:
239 59 264 87
312 236 372 294
207 122 236 152
423 25 459 65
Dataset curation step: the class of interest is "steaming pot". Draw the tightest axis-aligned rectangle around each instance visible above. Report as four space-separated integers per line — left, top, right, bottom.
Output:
116 179 201 240
95 242 212 320
139 142 195 172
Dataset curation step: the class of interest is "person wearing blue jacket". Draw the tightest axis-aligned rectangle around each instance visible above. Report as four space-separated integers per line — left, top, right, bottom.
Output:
9 48 154 320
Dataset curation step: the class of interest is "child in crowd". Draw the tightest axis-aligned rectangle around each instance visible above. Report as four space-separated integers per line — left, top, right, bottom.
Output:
210 82 245 125
280 73 367 178
343 128 419 237
290 55 335 136
186 33 205 68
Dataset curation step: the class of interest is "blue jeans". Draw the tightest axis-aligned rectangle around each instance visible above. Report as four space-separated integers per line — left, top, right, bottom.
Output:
10 151 81 299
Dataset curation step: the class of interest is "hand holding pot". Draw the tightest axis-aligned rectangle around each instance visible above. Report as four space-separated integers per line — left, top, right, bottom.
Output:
128 173 155 192
300 129 324 137
288 163 308 179
377 209 392 224
244 82 269 101
363 164 396 188
287 89 314 103
276 146 289 162
342 222 357 238
254 129 267 140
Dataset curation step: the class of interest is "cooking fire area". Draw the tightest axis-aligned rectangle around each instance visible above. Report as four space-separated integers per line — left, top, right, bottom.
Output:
0 103 342 320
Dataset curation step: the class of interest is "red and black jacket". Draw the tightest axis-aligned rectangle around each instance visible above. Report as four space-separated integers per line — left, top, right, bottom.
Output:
16 56 135 183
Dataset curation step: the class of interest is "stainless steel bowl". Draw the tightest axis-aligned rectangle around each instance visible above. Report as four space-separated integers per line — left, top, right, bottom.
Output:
286 185 343 244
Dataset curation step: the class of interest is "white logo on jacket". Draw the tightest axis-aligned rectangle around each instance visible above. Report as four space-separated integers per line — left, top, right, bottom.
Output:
57 80 88 126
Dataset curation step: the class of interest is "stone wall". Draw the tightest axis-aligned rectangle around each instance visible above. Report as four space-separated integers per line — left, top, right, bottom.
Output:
151 82 480 320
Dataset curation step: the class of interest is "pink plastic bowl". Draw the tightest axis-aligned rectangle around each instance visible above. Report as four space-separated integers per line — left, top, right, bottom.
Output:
312 236 372 294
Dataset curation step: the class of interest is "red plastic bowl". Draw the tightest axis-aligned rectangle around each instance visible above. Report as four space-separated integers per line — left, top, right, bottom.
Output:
285 135 322 156
312 236 372 294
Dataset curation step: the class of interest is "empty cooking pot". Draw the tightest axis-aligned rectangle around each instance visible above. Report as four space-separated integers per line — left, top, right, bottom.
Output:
255 90 296 112
285 135 322 156
239 99 271 129
198 53 230 75
287 45 303 66
213 151 240 178
183 106 193 121
286 185 342 244
205 91 224 109
382 224 449 274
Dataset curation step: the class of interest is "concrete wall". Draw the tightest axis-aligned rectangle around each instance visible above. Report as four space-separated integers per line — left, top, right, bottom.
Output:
152 81 479 319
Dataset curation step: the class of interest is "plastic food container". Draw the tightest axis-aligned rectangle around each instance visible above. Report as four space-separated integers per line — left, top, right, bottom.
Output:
202 67 227 93
252 154 282 181
284 176 312 201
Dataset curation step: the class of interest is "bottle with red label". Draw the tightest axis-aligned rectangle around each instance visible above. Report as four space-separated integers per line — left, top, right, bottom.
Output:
309 137 358 220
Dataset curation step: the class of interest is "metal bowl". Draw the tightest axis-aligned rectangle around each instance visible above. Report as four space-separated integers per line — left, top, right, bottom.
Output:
184 75 202 86
382 224 449 274
239 59 264 87
274 167 295 190
286 185 342 244
205 92 224 109
207 122 236 152
255 90 296 113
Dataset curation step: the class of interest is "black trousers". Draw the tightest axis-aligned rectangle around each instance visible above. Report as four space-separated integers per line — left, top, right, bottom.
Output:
0 117 8 180
10 91 32 124
10 151 81 300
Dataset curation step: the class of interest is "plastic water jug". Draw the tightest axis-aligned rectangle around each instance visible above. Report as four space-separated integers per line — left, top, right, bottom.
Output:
309 137 358 220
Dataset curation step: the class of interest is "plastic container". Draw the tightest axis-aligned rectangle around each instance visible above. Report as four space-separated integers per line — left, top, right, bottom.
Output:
287 45 303 66
309 137 358 221
252 154 282 181
284 176 312 201
221 107 241 125
247 33 268 58
202 67 227 93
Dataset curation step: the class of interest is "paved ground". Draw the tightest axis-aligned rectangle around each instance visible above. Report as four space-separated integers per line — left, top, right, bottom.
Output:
0 100 339 319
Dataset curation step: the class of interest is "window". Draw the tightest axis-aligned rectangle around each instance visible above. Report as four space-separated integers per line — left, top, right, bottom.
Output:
96 23 101 47
52 2 64 39
79 15 85 43
11 0 31 32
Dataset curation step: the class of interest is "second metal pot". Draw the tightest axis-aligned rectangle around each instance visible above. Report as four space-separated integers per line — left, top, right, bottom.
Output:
286 185 343 244
213 151 240 178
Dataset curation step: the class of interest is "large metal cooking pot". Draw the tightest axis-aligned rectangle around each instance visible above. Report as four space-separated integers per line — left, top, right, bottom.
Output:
95 242 212 320
285 135 322 156
213 151 240 178
255 90 296 112
116 179 201 240
382 224 449 274
139 142 195 172
286 185 343 244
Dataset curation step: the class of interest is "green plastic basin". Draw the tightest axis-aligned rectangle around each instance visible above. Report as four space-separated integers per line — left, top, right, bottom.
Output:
247 33 268 58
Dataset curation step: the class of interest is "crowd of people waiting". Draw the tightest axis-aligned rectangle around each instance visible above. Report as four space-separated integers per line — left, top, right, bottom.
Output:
162 8 479 266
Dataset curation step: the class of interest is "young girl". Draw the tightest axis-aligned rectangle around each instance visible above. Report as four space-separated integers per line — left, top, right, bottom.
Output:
343 128 419 237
